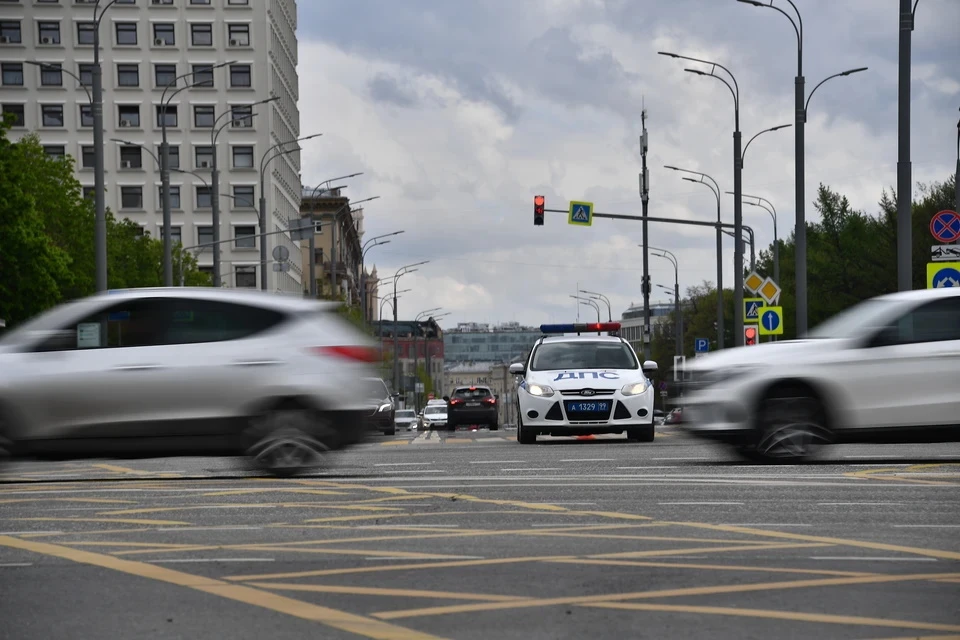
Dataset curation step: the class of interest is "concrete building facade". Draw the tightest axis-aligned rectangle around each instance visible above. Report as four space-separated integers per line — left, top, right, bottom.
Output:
0 0 303 292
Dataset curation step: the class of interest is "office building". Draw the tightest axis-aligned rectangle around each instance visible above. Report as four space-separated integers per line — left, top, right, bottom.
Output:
0 0 303 292
443 321 541 365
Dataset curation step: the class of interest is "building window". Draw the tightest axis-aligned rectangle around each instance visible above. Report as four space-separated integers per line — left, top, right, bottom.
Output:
2 104 25 127
157 144 180 169
190 64 214 88
132 225 145 237
153 23 174 46
116 63 139 87
229 64 251 88
78 63 95 87
234 226 256 248
83 186 95 200
167 226 182 245
81 145 94 168
196 186 211 208
232 145 253 169
154 63 176 88
76 22 95 46
194 145 213 168
190 23 212 46
79 104 93 127
235 266 256 288
227 23 249 46
43 145 65 159
40 63 62 86
38 21 61 45
120 186 143 209
1 63 23 86
115 23 137 46
159 185 181 210
228 0 250 4
197 225 213 246
156 104 177 128
230 104 253 127
118 105 140 128
152 0 175 5
41 104 64 128
0 21 22 44
119 145 142 169
190 0 212 5
193 105 215 128
233 185 254 208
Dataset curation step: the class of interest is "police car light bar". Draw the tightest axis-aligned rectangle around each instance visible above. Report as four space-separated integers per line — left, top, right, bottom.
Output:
540 322 622 334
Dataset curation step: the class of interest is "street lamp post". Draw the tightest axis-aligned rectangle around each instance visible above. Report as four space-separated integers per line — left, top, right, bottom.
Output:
579 290 612 322
721 227 755 272
258 134 322 291
331 196 380 299
378 291 407 379
955 107 960 218
666 166 724 350
209 98 276 288
737 0 868 328
736 193 779 284
392 261 430 394
361 231 404 322
571 296 601 323
660 51 744 345
652 250 681 357
413 307 442 412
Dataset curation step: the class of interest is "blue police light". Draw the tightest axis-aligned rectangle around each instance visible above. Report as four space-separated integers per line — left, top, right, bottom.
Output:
540 322 622 334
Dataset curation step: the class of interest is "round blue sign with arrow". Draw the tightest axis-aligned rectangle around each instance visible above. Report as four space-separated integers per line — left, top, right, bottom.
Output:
932 266 960 288
930 210 960 243
761 309 781 332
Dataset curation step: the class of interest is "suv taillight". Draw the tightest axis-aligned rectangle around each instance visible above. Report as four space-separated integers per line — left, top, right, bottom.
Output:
449 398 464 406
482 397 496 405
310 346 380 363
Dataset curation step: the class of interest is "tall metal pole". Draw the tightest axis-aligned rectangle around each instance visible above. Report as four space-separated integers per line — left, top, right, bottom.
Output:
91 4 109 292
639 110 651 359
955 107 960 220
210 145 221 288
733 120 744 346
897 0 915 290
393 275 400 394
308 230 317 298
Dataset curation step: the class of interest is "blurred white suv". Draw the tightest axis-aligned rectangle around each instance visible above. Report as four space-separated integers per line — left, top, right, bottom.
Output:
680 288 960 461
0 288 379 474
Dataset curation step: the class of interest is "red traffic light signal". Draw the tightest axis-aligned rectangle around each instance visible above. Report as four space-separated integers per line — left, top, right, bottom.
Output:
534 195 545 226
744 325 758 346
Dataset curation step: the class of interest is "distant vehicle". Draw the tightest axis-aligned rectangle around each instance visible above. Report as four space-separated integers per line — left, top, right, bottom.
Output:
425 398 446 407
0 288 379 475
445 386 498 431
680 288 960 462
510 322 659 444
363 377 396 436
394 409 417 431
419 404 448 430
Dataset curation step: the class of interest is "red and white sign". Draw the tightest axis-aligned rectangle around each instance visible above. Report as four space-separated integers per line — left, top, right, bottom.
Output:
930 210 960 243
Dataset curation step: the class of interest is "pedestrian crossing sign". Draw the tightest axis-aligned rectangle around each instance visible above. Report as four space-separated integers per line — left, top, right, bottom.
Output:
744 297 765 321
568 200 594 227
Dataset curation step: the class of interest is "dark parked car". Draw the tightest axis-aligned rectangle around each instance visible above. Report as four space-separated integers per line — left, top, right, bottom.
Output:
363 377 396 435
446 385 498 431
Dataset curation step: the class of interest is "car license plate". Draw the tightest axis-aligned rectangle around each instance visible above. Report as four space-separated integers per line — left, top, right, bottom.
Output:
466 402 480 407
565 401 610 413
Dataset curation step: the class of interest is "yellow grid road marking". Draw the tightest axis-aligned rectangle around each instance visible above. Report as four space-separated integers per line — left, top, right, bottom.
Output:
249 582 534 603
550 558 875 577
10 516 192 526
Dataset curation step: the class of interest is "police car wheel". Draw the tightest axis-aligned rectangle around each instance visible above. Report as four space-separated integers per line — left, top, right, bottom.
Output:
626 426 655 443
517 422 536 444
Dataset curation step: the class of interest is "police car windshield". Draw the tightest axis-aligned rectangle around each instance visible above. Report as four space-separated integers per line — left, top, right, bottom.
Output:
424 406 446 415
530 341 638 371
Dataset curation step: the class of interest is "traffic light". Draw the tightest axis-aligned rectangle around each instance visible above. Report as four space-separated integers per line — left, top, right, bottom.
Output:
744 325 758 346
534 195 545 226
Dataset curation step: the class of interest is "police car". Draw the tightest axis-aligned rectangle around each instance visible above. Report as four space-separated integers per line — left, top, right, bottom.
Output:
508 322 659 444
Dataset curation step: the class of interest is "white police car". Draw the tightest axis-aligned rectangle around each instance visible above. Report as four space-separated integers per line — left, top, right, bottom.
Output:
508 323 659 444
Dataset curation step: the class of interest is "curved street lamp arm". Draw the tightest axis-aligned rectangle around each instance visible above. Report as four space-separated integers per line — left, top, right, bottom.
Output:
310 173 364 199
110 138 161 169
685 69 738 114
741 124 791 166
659 52 740 103
94 0 121 26
213 110 259 145
804 68 868 116
739 0 802 68
25 61 92 103
665 165 722 199
161 61 234 107
682 177 721 210
259 134 321 177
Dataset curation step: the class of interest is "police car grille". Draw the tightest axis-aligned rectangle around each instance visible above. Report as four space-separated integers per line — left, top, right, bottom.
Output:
560 388 617 396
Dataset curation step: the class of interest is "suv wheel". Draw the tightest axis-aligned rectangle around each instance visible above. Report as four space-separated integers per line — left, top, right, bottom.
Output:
245 404 329 477
745 387 831 463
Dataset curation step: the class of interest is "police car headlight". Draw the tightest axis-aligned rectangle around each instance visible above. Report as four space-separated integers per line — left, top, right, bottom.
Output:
620 380 649 396
526 384 555 398
377 403 392 413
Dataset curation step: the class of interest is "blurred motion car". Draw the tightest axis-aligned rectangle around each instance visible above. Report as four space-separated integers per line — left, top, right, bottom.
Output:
511 322 659 444
680 288 960 462
0 288 379 475
446 385 498 431
394 409 418 431
363 377 396 436
419 404 448 430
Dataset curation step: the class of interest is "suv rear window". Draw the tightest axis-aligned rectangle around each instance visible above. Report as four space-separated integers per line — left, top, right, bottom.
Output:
452 387 492 399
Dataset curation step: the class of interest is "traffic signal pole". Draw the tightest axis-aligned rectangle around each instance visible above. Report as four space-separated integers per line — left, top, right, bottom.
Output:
640 110 652 361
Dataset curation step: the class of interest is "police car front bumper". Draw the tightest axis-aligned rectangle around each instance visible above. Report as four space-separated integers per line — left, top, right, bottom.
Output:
519 390 654 434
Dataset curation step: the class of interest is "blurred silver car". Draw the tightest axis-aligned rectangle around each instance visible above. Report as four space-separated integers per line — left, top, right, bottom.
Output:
0 288 379 474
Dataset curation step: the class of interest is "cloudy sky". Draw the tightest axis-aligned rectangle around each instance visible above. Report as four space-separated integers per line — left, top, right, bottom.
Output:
295 0 960 329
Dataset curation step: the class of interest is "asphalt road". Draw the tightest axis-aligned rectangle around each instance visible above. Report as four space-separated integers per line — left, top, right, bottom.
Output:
1 426 959 640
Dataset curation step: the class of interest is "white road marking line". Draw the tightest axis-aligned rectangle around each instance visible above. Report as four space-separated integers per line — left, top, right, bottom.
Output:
818 502 905 506
0 563 33 567
892 524 960 528
380 469 446 474
658 502 745 506
811 556 938 562
374 462 435 467
559 458 615 462
0 531 64 535
652 457 707 461
841 455 909 459
500 468 563 472
547 502 598 505
616 466 680 470
147 558 275 563
469 460 526 464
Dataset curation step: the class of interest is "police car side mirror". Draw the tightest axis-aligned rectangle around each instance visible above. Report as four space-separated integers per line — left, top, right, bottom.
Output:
642 360 659 376
508 363 525 375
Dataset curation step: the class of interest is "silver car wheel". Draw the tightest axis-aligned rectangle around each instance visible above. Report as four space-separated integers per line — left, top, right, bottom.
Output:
246 409 329 477
754 394 830 461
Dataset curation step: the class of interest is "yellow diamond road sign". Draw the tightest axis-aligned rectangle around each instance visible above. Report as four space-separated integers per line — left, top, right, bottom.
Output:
758 277 781 305
744 271 764 294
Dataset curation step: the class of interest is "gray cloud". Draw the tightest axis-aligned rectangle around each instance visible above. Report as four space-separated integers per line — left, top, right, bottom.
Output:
367 73 420 108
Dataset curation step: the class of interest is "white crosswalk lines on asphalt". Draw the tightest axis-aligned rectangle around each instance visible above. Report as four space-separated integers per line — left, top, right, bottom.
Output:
411 431 442 445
